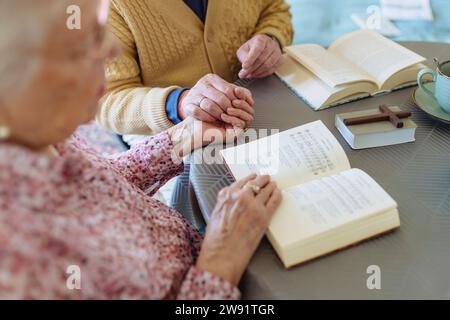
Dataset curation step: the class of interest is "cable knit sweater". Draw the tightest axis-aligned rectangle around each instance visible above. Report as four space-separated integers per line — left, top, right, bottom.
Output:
98 0 293 135
0 132 240 299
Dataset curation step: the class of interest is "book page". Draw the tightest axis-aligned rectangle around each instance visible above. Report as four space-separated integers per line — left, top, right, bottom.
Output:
276 56 337 109
276 55 377 109
220 121 351 190
270 169 397 245
286 44 375 88
329 30 426 87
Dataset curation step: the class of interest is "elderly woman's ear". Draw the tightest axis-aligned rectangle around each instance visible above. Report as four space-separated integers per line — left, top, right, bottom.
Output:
0 100 11 141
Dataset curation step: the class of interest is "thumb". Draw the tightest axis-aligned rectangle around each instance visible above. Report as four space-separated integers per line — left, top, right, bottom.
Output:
236 42 250 64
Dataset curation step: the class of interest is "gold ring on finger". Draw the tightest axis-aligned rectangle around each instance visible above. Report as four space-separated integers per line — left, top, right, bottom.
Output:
199 96 207 105
245 183 261 196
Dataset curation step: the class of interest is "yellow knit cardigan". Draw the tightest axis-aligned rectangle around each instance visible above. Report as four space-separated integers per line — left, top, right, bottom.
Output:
98 0 294 135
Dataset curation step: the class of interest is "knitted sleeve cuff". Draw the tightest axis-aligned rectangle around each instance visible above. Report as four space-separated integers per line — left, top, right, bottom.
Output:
177 266 241 300
142 86 181 133
255 27 291 49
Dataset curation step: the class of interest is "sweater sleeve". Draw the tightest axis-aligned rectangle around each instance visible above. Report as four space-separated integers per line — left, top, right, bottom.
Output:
253 0 294 48
0 239 239 300
177 267 241 300
97 2 178 135
106 131 183 196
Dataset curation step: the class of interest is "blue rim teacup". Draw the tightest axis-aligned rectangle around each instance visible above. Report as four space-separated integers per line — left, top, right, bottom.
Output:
417 60 450 113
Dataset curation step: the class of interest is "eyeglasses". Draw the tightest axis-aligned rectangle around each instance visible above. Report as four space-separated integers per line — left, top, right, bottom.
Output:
22 24 114 63
64 25 114 62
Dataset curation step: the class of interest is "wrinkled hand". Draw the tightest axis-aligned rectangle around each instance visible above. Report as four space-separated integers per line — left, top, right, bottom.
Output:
178 74 255 128
237 34 282 79
196 175 283 286
167 117 244 163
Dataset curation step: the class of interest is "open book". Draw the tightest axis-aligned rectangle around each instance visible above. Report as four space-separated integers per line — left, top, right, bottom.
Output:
220 121 400 268
276 30 426 110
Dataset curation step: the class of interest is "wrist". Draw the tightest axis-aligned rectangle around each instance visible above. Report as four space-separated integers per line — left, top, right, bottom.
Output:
167 119 195 161
196 259 242 287
177 89 190 120
264 33 282 50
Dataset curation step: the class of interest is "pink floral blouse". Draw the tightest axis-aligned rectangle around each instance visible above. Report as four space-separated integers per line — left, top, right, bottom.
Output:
0 132 240 300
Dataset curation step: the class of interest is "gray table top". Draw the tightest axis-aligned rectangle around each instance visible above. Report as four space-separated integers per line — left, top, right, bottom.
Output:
188 42 450 299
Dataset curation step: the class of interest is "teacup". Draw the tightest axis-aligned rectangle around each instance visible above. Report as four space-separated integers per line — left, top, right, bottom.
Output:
417 60 450 113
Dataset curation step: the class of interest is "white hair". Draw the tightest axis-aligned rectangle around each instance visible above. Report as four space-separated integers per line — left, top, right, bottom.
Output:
0 0 82 99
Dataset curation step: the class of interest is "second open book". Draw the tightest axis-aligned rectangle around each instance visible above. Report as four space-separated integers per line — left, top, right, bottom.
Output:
221 121 400 268
276 30 426 110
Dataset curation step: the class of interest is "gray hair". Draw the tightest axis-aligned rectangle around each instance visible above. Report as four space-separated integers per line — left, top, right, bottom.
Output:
0 0 79 99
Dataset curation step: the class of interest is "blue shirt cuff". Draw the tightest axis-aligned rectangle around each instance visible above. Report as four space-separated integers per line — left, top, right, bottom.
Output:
166 88 188 125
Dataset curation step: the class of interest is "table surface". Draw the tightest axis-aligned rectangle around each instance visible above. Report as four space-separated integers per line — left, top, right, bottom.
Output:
188 42 450 299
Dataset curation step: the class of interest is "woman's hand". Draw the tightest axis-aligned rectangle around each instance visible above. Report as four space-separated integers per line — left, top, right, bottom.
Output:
167 117 244 163
196 175 283 286
177 74 255 128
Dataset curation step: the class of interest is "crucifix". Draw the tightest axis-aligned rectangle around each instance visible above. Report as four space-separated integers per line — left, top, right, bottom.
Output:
343 105 412 128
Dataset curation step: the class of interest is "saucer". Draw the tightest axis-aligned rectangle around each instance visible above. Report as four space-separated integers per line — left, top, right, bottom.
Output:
412 82 450 124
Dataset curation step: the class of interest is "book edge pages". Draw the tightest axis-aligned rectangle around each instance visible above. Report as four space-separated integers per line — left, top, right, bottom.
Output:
335 112 417 149
268 215 400 268
276 71 420 111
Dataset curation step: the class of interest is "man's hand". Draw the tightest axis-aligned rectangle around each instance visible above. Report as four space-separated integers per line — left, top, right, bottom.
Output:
237 34 282 79
178 74 254 128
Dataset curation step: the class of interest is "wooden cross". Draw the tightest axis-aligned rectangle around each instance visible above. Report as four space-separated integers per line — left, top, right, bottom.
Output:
343 105 412 128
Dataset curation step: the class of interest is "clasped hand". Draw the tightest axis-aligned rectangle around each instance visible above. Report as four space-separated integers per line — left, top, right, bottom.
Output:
176 34 282 130
177 74 255 129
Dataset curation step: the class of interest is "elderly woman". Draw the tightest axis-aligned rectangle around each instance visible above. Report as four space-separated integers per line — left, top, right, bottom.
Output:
0 0 281 299
98 0 293 136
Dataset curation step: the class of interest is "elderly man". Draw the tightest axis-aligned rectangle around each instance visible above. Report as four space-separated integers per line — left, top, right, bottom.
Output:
98 0 294 136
